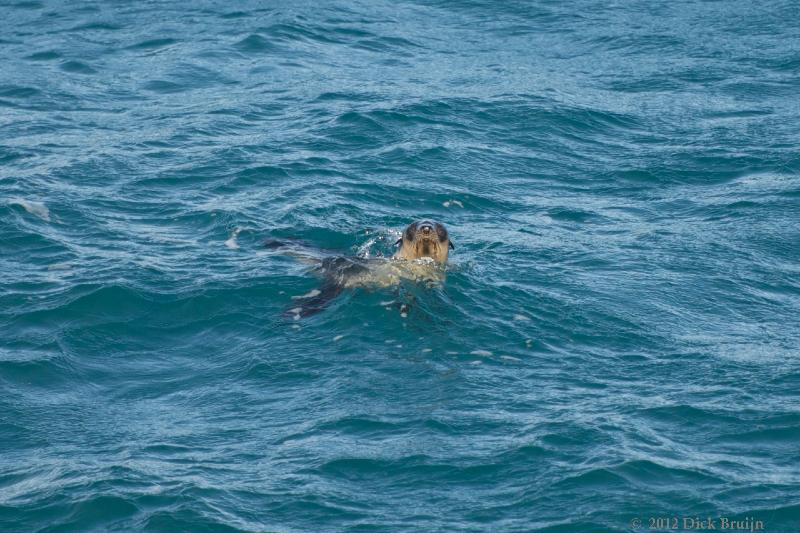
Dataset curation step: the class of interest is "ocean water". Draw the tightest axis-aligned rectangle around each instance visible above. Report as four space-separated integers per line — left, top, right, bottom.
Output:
1 0 799 531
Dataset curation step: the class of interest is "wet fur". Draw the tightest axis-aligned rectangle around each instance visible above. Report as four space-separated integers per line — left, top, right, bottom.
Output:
271 221 453 318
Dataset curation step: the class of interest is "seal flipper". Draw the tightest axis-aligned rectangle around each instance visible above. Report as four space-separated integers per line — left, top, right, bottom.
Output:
284 280 344 319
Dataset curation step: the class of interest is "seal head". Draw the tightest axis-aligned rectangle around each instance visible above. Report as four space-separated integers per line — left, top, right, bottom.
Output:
394 220 454 263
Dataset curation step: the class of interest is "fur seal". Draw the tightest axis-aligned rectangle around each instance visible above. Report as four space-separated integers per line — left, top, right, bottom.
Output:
266 220 455 318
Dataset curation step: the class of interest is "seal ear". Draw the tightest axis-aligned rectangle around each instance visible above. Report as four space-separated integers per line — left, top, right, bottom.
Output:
449 240 455 250
394 238 402 247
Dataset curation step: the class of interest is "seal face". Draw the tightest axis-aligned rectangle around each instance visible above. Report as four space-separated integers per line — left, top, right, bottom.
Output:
394 220 454 264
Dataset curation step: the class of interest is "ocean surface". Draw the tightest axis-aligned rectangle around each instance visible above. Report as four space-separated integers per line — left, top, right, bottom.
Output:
2 0 799 531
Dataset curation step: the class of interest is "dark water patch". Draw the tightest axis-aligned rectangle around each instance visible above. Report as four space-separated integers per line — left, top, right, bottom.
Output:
672 66 731 85
607 75 686 93
314 91 381 103
583 34 685 54
722 80 800 99
126 38 178 51
59 60 96 75
68 21 123 32
24 50 61 61
553 466 628 490
223 165 292 188
262 22 345 46
42 495 139 532
714 425 800 445
9 1 42 9
0 85 40 99
351 36 420 55
6 285 155 330
702 109 773 120
613 460 725 488
233 34 280 54
313 455 501 486
0 350 78 392
759 54 800 72
545 207 606 224
143 511 251 532
220 11 249 20
637 405 748 434
141 80 184 94
330 26 373 39
142 63 236 93
0 146 37 164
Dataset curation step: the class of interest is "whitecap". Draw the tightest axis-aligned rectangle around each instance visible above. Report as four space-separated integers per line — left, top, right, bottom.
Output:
9 198 50 221
224 227 241 249
470 349 493 357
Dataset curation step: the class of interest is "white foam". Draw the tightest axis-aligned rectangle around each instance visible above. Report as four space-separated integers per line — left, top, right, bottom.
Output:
470 350 493 357
224 227 241 249
422 348 432 353
9 198 50 221
356 237 377 258
443 199 464 208
292 289 321 300
513 314 530 322
500 356 521 362
333 335 344 342
47 262 71 271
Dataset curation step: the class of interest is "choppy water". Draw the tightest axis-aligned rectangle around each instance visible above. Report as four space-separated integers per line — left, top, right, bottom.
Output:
2 0 800 531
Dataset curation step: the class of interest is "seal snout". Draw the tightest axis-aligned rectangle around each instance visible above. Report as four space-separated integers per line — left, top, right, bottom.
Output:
418 221 435 239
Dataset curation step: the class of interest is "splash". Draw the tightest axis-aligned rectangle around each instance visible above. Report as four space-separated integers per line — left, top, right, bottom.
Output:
224 227 241 249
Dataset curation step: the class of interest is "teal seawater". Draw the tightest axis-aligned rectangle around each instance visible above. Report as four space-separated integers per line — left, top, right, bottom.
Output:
2 0 800 531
